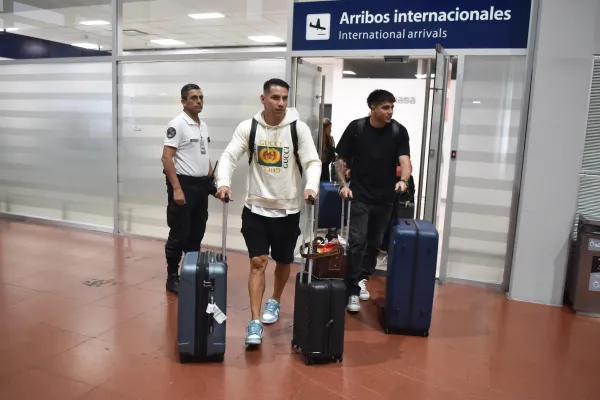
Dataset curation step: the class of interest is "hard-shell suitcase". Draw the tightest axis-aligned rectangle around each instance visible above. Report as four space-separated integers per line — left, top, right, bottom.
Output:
177 195 229 363
317 182 349 229
292 196 346 365
381 219 438 337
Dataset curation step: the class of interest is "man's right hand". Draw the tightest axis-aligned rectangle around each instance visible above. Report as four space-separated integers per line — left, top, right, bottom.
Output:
216 186 232 202
339 186 353 199
174 188 186 206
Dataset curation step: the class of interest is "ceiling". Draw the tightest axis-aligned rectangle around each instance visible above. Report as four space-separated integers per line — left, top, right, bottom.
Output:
0 0 288 51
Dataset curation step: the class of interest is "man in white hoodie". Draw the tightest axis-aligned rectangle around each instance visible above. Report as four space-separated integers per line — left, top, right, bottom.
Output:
215 78 322 346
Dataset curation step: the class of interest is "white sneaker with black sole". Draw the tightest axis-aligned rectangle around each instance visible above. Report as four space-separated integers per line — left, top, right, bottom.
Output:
346 295 360 312
358 279 370 301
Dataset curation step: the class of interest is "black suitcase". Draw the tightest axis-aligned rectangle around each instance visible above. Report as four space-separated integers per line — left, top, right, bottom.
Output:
291 196 346 365
177 195 229 363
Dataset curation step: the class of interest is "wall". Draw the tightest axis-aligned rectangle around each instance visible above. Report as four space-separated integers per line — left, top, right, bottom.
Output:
118 58 287 252
329 59 456 205
0 62 114 227
509 0 600 305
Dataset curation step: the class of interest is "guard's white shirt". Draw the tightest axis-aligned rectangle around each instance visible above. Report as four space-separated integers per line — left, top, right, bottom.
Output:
163 112 210 177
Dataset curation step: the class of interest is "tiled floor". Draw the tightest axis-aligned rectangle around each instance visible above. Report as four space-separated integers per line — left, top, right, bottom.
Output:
0 220 599 400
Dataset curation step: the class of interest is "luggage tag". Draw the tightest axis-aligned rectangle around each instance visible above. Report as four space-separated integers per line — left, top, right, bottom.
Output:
206 302 227 324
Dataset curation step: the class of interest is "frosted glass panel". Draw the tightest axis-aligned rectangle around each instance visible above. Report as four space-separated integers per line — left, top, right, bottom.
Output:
445 55 526 284
118 58 287 251
0 62 113 227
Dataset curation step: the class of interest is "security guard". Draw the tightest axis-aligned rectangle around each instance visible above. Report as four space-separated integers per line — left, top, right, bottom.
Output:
161 83 214 295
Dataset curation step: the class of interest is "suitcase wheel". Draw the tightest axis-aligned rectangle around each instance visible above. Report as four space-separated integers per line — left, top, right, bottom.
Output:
304 355 315 365
179 354 192 364
422 330 429 338
384 328 391 335
334 356 343 363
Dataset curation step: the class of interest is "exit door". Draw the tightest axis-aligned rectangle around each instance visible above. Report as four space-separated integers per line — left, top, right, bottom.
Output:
290 58 325 260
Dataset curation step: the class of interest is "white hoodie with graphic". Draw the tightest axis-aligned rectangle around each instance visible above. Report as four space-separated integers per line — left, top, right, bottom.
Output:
216 108 322 213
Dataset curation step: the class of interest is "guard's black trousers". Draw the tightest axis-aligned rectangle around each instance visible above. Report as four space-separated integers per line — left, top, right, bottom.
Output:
165 175 210 275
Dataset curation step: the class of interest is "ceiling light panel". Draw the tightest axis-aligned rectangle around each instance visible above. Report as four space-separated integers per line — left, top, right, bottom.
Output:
151 39 186 46
80 20 110 26
247 35 284 43
188 13 225 20
71 43 101 50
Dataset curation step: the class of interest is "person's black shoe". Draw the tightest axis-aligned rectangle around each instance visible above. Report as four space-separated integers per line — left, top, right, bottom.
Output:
326 227 338 241
166 273 180 295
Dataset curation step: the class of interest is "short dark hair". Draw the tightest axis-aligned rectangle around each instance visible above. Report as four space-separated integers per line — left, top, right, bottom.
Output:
367 89 396 108
263 78 290 94
181 83 200 100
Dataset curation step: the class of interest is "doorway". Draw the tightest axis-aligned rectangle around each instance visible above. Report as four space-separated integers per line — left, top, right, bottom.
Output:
291 49 457 280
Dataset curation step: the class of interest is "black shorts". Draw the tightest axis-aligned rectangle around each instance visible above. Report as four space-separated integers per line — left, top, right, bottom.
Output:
241 206 301 264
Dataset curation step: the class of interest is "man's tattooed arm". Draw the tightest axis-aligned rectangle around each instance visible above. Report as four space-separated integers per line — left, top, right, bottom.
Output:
334 157 347 187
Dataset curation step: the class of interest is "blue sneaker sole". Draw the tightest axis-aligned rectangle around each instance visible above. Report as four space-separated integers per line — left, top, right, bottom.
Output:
245 337 262 345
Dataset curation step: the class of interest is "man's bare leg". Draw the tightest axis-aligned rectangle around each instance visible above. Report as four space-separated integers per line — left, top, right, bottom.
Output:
272 262 290 302
245 255 268 345
261 261 289 325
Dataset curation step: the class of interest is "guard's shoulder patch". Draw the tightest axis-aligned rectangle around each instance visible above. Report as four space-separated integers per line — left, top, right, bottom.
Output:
166 127 176 139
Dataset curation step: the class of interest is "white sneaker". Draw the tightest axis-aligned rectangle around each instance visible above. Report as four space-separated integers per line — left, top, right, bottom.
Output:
347 295 361 312
359 279 370 301
261 299 280 324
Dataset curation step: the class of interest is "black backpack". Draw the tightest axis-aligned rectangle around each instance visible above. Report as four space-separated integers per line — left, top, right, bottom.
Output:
247 118 303 176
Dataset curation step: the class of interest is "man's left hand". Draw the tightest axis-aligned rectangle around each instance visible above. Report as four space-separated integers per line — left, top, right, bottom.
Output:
304 189 318 204
395 180 407 193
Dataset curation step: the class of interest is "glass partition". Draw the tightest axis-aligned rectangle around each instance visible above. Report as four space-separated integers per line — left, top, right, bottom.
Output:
0 62 113 226
443 55 526 284
118 58 287 251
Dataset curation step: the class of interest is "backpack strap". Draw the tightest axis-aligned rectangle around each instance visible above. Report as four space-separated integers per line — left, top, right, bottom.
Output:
392 120 400 137
356 116 367 137
290 121 303 176
248 118 258 165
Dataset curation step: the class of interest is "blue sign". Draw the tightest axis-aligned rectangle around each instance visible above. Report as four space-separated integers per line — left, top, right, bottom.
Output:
292 0 531 51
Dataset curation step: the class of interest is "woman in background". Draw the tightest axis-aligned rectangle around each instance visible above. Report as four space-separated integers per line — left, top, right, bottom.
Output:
320 118 336 181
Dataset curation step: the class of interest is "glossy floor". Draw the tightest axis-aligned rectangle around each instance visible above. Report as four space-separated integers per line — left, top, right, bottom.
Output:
0 220 598 400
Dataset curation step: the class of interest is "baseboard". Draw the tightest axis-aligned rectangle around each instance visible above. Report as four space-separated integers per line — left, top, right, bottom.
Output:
0 212 113 234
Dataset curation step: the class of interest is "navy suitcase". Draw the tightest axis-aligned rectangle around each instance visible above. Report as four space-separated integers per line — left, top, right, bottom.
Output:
381 219 438 337
177 196 229 363
317 182 349 229
292 196 346 365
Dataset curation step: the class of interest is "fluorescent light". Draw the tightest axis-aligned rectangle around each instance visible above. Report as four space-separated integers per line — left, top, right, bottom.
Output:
415 73 436 79
188 13 225 19
343 70 356 75
80 20 110 26
71 43 100 50
473 101 481 104
4 28 18 32
151 39 186 46
247 35 284 43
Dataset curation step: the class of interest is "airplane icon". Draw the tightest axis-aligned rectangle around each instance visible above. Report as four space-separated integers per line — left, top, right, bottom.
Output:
309 19 327 32
306 13 330 41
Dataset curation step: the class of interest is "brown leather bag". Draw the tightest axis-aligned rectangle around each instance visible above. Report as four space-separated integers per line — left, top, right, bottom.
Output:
299 242 346 279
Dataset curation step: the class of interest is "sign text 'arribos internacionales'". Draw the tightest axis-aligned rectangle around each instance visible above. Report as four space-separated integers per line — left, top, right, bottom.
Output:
292 0 532 51
338 7 513 40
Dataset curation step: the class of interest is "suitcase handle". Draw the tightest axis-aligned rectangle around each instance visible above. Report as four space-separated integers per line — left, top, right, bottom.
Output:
340 199 351 240
300 195 316 284
221 194 229 256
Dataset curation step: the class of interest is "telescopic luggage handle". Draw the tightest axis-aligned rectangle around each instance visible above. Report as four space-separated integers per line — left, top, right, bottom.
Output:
300 195 316 284
340 198 351 241
221 194 229 256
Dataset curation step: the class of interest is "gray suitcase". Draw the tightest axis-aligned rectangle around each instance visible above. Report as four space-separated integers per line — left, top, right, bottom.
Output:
177 195 229 363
